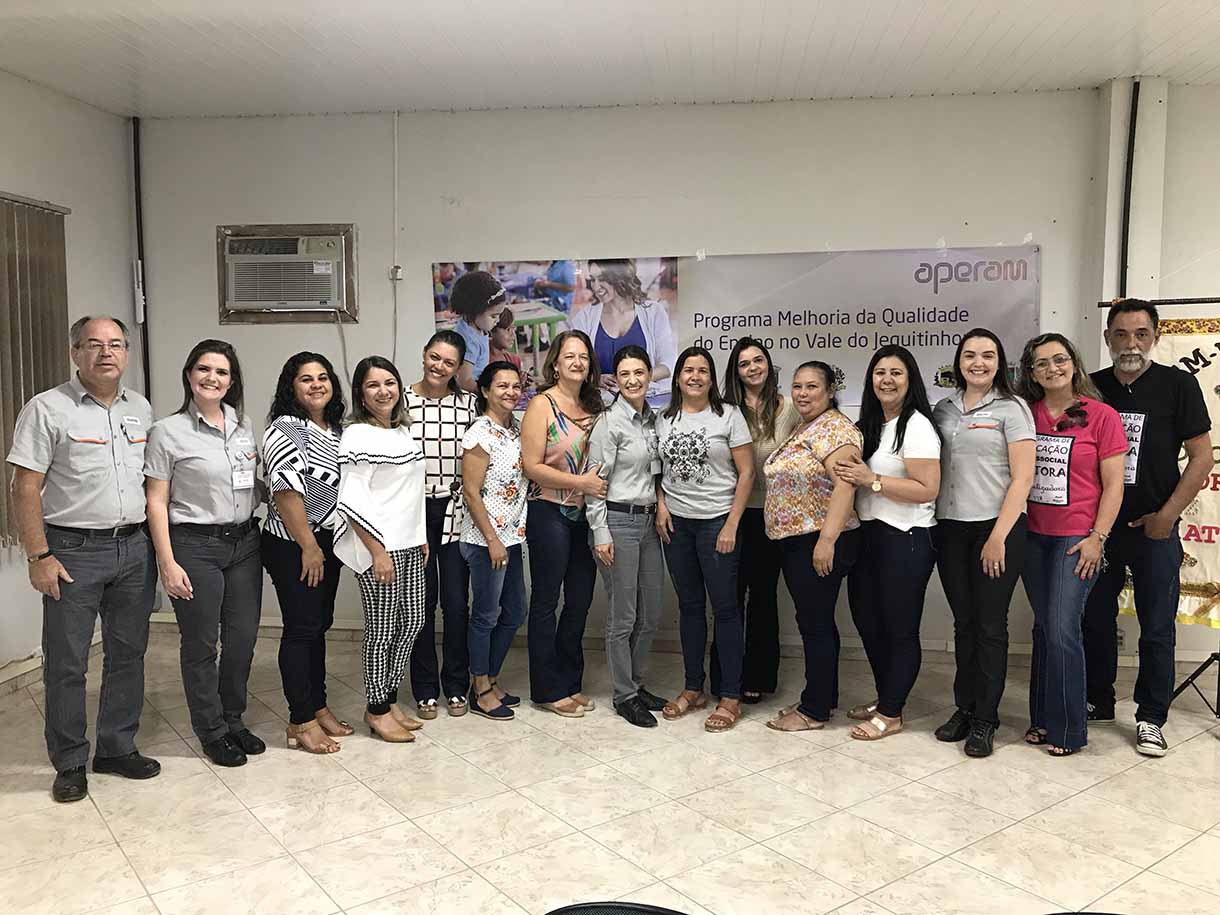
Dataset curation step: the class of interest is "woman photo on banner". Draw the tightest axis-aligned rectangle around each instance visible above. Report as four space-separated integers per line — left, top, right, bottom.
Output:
1017 333 1126 757
570 258 677 405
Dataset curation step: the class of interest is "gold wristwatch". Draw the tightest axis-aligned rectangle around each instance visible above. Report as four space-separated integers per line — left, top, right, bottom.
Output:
870 475 883 493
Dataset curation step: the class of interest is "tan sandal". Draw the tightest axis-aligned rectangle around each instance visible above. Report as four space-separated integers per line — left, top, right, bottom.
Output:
767 705 825 732
571 693 596 712
365 710 415 743
389 704 424 731
850 713 903 741
704 701 742 733
538 698 585 718
316 706 354 737
662 690 708 720
286 719 341 754
847 702 878 721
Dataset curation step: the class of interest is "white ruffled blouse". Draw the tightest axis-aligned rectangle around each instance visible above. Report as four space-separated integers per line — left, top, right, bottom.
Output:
333 422 427 573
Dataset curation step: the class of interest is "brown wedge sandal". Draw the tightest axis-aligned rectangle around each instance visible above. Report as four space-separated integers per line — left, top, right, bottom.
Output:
662 690 708 721
286 719 341 754
315 706 354 737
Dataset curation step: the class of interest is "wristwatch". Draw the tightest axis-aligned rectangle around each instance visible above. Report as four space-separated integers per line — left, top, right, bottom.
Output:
870 476 883 493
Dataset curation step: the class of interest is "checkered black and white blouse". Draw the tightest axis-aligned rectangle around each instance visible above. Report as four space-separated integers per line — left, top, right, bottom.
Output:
403 387 477 545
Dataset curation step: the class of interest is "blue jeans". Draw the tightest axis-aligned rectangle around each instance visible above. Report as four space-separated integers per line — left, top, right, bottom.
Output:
461 541 526 679
1023 532 1098 751
1083 524 1182 726
526 500 597 703
664 513 744 699
848 521 937 718
41 525 156 771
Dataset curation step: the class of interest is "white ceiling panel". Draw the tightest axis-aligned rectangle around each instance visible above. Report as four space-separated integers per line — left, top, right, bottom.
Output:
1 0 1219 118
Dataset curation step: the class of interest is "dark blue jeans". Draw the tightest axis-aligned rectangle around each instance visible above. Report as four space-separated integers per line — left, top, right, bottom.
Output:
664 513 744 700
780 528 860 721
410 497 472 702
526 500 597 703
41 525 156 771
848 521 937 718
462 541 526 679
1083 524 1182 726
1023 532 1098 751
168 524 262 744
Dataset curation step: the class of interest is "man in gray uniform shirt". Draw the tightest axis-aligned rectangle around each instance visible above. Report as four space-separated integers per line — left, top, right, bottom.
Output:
8 315 160 802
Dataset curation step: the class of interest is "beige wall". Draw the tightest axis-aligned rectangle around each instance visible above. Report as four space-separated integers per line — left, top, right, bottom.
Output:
0 71 136 666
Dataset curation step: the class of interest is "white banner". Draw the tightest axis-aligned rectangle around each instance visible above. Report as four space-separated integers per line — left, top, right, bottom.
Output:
675 246 1040 405
1120 318 1220 629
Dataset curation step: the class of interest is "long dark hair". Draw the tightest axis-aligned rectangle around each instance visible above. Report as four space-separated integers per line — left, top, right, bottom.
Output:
1017 332 1102 403
423 329 467 394
475 360 522 415
857 345 938 460
723 336 781 441
539 329 603 415
952 328 1017 399
664 346 725 419
267 351 346 428
794 360 840 412
178 339 244 420
350 356 407 428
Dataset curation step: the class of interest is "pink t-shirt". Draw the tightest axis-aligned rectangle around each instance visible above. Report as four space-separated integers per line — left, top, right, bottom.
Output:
1027 397 1128 536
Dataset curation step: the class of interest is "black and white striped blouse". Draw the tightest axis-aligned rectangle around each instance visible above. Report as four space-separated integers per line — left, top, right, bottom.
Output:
262 415 342 541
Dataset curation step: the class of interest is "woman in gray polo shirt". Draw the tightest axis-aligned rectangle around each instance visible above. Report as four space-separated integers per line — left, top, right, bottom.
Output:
931 329 1034 758
145 340 263 768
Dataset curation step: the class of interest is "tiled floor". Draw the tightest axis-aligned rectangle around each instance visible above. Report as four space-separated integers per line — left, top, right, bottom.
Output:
2 633 1219 915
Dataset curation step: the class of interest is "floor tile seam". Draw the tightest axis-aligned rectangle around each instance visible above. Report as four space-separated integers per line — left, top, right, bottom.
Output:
578 824 759 887
810 803 958 862
453 743 603 790
1083 760 1220 831
670 775 839 840
277 844 357 914
876 853 1064 911
912 757 1092 820
406 789 579 866
1141 858 1220 901
247 804 412 854
91 789 159 910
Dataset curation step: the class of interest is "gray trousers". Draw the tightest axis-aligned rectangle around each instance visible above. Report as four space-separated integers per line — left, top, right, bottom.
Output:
42 526 156 771
594 511 664 704
168 525 263 744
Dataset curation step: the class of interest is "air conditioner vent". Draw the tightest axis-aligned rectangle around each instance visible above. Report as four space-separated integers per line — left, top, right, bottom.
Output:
227 237 299 256
231 261 335 303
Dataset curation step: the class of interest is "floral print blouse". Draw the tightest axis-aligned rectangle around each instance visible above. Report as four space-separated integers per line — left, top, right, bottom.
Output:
763 409 862 539
460 415 529 547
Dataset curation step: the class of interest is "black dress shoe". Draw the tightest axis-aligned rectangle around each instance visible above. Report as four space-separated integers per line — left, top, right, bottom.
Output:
229 728 267 756
616 695 658 728
52 766 88 803
92 750 161 780
934 708 972 742
964 720 996 758
636 687 667 712
202 735 248 768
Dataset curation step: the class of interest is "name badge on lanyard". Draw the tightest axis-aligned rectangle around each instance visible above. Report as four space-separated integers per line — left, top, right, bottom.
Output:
233 469 255 490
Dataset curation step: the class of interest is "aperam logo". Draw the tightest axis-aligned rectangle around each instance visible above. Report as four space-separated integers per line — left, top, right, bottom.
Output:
914 258 1029 294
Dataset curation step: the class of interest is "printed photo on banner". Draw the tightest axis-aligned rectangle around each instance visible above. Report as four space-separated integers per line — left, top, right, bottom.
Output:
431 247 1038 411
432 259 679 407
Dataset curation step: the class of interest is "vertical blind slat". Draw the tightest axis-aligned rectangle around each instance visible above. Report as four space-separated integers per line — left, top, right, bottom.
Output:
0 198 69 545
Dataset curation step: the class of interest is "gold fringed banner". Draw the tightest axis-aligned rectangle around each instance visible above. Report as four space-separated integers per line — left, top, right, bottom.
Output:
1118 318 1220 629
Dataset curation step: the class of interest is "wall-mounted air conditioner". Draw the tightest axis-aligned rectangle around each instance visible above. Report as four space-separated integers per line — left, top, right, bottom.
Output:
217 223 358 324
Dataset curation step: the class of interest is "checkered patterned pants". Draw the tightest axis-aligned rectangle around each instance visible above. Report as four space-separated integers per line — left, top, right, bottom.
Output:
357 546 426 710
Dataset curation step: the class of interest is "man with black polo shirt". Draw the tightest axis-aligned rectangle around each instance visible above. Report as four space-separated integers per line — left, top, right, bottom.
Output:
1084 299 1214 757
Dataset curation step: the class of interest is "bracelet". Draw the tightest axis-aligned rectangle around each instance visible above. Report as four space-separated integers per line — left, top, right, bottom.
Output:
26 549 53 563
1089 528 1109 543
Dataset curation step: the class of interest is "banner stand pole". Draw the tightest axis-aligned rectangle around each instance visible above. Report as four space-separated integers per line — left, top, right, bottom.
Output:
1097 295 1220 719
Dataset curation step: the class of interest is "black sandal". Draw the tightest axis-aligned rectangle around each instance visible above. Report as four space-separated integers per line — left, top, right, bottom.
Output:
1024 726 1047 745
1047 745 1077 757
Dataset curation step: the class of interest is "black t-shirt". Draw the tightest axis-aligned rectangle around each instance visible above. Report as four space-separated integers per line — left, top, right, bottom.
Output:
1090 362 1211 523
